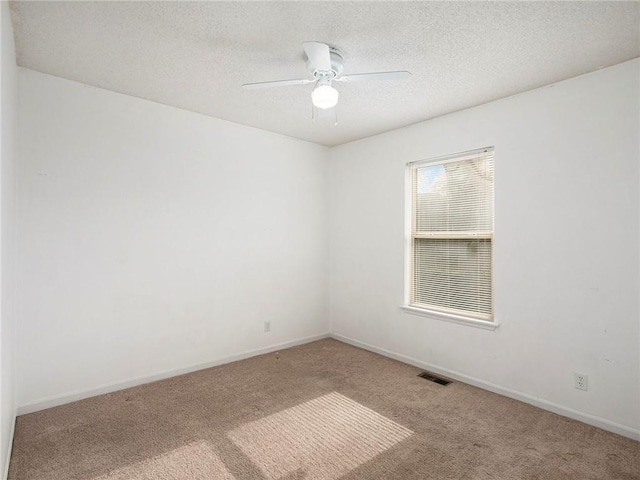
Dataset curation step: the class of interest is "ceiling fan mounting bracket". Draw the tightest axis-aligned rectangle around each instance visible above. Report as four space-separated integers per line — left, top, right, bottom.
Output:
307 47 344 79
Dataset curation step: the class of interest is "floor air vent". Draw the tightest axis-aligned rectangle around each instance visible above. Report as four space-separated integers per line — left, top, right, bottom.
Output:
417 371 451 386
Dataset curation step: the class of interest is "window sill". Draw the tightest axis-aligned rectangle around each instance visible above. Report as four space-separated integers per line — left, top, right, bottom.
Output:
399 305 499 331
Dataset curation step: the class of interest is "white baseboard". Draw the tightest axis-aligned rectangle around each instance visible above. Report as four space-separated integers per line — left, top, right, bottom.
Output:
17 333 330 416
3 413 16 480
331 333 640 441
16 331 640 442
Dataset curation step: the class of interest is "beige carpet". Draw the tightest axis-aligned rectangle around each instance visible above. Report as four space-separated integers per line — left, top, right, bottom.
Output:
8 339 640 480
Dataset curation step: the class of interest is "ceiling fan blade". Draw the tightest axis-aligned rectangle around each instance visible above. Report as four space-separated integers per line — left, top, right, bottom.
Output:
334 71 412 83
303 41 331 71
242 78 315 89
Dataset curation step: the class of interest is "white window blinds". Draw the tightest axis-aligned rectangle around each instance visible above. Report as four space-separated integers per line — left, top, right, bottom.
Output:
410 149 494 320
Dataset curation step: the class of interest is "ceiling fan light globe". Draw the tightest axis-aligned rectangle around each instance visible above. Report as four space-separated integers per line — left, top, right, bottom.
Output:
311 85 339 109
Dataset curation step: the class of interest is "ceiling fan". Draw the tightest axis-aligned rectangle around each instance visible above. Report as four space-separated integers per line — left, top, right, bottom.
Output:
242 42 411 112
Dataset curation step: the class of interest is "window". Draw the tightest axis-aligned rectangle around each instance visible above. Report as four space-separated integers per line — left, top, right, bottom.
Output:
405 148 494 324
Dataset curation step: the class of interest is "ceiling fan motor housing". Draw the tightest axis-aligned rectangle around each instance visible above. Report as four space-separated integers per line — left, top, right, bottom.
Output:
307 47 344 79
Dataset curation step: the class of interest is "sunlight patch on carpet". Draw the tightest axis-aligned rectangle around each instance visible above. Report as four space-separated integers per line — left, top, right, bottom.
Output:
228 391 413 480
92 440 235 480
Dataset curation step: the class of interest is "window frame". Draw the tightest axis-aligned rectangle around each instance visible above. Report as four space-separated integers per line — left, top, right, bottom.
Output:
401 147 498 331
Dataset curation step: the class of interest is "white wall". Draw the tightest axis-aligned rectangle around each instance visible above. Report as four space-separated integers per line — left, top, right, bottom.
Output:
328 60 640 438
13 54 640 443
0 0 17 475
17 69 329 409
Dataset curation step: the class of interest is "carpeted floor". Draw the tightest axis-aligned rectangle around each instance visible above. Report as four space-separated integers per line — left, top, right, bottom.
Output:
8 339 640 479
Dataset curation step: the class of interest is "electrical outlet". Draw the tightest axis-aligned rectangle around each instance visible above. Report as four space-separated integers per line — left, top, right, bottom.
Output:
264 320 271 333
574 373 588 391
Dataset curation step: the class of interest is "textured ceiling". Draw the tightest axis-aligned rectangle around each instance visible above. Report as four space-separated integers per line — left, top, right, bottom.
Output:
10 1 640 146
